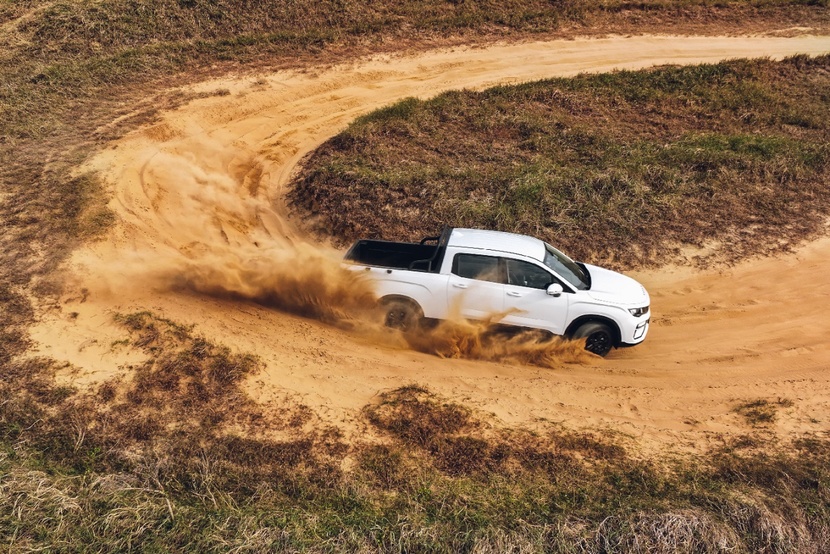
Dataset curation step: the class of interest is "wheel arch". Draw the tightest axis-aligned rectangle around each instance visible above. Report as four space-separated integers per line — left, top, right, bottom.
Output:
379 294 424 316
565 315 622 347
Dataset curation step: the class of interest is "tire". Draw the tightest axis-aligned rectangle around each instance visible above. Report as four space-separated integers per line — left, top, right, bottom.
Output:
382 299 422 332
572 322 614 357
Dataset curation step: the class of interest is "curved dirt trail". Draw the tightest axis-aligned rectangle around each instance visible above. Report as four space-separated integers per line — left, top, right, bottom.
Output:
33 35 830 453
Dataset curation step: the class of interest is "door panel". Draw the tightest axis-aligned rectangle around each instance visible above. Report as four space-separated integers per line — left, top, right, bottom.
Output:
502 259 569 334
446 253 505 322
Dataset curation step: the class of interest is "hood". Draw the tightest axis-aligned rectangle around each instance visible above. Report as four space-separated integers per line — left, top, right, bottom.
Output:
583 264 649 306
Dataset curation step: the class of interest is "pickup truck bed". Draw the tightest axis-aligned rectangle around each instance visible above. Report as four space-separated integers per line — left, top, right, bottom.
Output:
344 229 450 272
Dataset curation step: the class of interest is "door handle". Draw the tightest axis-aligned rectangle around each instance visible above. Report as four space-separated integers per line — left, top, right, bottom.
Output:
452 283 468 289
506 291 522 297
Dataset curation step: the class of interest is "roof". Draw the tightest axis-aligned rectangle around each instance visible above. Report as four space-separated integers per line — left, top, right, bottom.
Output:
447 228 546 262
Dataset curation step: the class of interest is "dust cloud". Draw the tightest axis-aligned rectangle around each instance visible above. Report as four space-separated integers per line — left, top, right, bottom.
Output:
102 134 591 368
403 320 595 367
106 135 379 325
170 246 378 324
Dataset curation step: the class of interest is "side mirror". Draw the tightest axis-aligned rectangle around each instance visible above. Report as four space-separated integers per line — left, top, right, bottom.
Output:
546 283 564 297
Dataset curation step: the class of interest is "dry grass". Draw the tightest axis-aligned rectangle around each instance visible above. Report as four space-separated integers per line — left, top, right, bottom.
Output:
734 397 795 426
3 357 830 551
1 1 827 308
2 2 830 551
290 56 830 270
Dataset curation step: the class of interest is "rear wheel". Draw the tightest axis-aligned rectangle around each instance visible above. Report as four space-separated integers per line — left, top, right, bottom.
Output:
382 299 422 332
573 322 614 357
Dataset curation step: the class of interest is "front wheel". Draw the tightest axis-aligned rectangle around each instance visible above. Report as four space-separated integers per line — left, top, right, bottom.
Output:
382 299 422 332
572 322 614 357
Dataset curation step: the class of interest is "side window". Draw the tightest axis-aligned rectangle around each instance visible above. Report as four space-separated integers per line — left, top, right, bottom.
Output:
506 259 554 289
452 254 503 283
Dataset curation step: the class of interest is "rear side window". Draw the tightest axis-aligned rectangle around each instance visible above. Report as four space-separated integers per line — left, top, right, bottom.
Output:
452 254 503 283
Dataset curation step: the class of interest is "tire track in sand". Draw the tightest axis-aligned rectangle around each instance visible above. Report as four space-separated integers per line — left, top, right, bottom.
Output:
30 34 830 453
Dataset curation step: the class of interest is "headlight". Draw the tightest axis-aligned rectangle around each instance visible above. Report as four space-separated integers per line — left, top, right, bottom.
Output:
629 306 649 317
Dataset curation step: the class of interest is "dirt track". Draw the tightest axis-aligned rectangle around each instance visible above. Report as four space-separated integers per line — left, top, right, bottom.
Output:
32 35 830 453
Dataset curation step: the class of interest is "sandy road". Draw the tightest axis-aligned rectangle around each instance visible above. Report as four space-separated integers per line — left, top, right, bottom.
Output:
32 34 830 453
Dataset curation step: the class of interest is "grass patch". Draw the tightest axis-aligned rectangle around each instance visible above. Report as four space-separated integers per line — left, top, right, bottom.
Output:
290 55 830 269
3 371 830 551
734 397 795 426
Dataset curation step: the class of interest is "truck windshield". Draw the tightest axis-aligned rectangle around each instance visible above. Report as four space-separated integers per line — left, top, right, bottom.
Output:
543 243 590 290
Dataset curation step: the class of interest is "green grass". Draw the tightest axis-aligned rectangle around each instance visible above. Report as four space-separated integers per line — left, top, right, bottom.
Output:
290 56 830 269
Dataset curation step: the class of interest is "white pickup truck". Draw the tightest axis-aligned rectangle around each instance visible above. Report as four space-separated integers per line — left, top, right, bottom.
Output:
344 228 649 356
